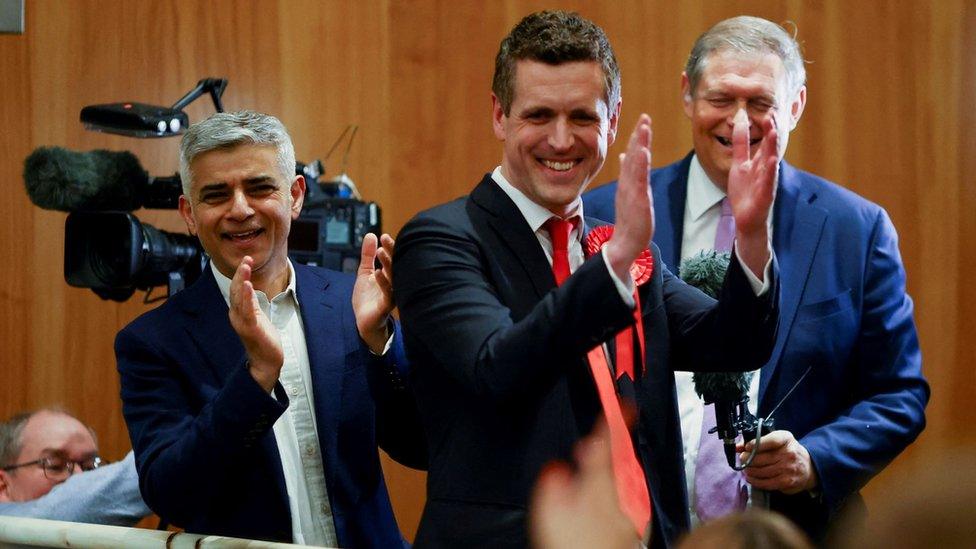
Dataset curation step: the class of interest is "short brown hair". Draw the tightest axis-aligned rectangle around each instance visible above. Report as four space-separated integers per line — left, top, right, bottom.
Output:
492 10 621 115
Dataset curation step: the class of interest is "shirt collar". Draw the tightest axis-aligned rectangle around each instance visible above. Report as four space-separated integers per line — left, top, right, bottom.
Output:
490 166 583 238
686 154 727 223
212 259 298 306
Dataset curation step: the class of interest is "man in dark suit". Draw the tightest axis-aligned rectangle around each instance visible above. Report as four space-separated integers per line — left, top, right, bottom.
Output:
394 11 780 548
583 16 929 542
116 110 424 546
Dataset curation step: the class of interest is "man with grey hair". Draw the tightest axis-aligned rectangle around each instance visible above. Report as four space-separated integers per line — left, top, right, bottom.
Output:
116 110 425 546
585 15 928 541
0 408 150 526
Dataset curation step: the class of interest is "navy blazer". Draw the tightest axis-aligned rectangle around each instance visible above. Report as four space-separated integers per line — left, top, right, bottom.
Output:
116 262 425 546
583 154 929 540
394 175 778 548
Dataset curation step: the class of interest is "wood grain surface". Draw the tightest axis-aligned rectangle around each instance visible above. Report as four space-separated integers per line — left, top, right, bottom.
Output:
1 0 972 541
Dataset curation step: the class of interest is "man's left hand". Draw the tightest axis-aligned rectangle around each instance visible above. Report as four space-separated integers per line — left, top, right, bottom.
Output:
353 233 395 354
605 113 654 282
738 430 819 495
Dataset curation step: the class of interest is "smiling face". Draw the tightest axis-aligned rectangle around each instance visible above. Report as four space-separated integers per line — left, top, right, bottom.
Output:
178 144 305 294
682 49 806 189
0 411 97 502
493 59 620 216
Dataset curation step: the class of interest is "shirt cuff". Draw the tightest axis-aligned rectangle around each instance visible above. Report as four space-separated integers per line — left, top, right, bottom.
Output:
733 240 773 296
369 319 395 356
601 248 636 308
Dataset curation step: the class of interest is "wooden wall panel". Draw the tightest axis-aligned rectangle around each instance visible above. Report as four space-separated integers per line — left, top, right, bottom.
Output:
1 0 972 542
0 13 34 417
953 0 976 442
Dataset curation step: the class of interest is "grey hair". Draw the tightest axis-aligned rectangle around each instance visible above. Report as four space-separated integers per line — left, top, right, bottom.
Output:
0 412 32 467
685 16 806 98
178 110 296 196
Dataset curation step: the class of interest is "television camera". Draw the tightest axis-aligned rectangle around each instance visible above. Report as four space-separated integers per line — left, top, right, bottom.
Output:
23 78 380 302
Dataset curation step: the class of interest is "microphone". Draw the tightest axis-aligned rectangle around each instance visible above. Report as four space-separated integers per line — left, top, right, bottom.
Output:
23 146 182 211
693 370 755 467
678 249 729 299
680 250 757 468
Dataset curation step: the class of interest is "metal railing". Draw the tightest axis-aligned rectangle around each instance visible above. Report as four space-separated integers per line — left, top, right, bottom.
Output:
0 516 324 548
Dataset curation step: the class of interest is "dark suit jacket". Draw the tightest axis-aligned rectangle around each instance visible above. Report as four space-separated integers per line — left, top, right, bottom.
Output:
116 262 425 547
583 154 929 541
393 175 778 548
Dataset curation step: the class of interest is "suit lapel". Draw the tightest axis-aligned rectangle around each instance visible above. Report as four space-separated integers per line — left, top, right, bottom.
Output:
758 163 827 408
470 174 556 299
653 154 692 273
180 265 249 382
295 264 344 487
180 265 291 511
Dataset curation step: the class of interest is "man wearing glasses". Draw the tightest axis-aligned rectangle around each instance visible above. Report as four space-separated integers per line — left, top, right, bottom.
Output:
0 408 150 525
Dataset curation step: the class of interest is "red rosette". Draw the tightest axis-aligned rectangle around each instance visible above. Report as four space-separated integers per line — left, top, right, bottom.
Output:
584 225 654 286
583 225 614 257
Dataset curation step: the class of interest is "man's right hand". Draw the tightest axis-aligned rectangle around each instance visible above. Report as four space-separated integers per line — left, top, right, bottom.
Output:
605 114 654 281
738 430 819 495
229 256 284 392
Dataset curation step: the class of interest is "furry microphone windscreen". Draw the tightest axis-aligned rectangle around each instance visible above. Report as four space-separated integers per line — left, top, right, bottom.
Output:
678 249 730 299
23 146 147 212
680 249 754 401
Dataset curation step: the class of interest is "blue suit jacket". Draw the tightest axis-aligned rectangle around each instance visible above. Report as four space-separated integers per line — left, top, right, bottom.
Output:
583 154 929 540
116 262 425 547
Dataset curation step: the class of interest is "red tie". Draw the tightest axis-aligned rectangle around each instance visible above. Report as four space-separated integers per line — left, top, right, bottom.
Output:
546 218 574 285
544 218 652 538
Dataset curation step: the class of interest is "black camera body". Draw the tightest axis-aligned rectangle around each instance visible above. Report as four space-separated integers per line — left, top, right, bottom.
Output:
64 211 205 301
62 158 379 301
287 159 381 274
289 198 381 274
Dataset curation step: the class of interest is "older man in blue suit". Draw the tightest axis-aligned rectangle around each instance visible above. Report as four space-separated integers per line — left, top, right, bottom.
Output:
116 110 424 546
584 16 928 542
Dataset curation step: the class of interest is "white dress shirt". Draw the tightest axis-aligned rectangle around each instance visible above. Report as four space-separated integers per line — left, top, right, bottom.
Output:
491 167 635 304
214 260 337 547
675 155 771 526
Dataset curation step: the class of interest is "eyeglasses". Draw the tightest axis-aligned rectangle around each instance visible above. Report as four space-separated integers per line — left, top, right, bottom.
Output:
1 456 102 480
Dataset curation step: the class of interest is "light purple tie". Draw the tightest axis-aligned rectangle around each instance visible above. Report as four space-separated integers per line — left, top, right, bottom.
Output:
694 404 749 521
713 197 735 253
694 196 748 521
